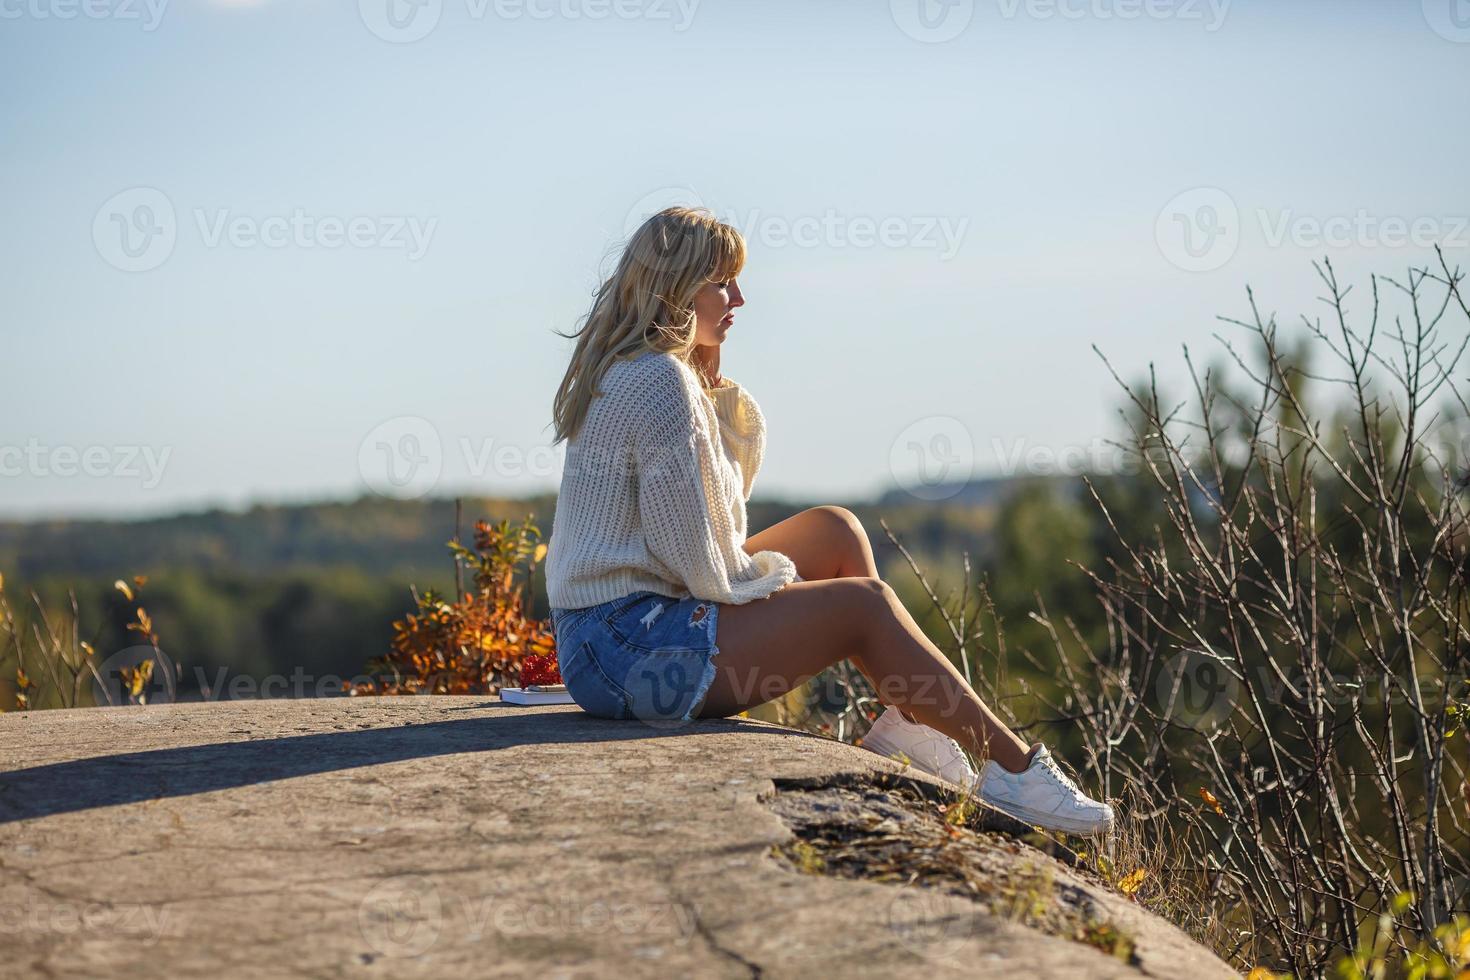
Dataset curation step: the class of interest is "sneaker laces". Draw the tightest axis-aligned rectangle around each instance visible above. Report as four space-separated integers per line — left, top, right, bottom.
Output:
1035 751 1087 799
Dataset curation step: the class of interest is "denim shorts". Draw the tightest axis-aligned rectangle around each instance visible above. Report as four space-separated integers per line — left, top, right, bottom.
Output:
549 591 723 725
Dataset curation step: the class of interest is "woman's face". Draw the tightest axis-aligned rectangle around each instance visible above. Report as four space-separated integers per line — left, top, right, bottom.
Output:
692 277 745 347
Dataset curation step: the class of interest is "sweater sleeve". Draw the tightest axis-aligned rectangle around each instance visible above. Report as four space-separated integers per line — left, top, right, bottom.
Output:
634 371 796 605
707 378 765 502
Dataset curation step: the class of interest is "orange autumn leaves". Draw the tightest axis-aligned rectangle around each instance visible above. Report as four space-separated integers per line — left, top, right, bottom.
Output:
1199 787 1225 817
346 516 558 696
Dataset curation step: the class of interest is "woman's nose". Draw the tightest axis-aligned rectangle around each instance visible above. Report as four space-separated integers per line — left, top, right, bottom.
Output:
729 282 745 307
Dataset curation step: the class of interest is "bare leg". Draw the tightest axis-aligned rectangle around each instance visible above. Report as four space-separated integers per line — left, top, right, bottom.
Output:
711 507 1033 773
740 506 887 691
742 507 979 727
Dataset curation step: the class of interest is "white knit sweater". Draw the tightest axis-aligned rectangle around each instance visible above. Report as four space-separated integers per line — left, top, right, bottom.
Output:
546 349 798 610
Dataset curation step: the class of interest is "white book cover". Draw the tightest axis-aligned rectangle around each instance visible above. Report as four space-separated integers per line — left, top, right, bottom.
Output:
500 684 576 705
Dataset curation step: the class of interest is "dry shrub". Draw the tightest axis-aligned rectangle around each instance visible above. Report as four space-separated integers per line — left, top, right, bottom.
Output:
1 573 168 710
346 514 559 696
788 252 1470 977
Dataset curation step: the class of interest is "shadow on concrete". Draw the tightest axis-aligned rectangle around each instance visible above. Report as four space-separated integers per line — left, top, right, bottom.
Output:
0 706 826 825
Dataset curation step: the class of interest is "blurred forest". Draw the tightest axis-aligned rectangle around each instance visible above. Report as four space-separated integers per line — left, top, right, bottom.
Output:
0 481 1090 700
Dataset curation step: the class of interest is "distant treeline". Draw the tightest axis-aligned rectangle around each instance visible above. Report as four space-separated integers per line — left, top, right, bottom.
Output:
0 480 1089 697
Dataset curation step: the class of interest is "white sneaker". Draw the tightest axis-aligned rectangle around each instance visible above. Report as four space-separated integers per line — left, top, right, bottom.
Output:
860 706 980 791
976 744 1114 836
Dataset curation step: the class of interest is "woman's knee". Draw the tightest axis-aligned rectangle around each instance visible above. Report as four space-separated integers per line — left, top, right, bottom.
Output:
810 504 865 540
808 505 875 572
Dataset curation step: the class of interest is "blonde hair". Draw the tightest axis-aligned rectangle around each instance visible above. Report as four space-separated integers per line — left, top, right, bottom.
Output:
550 206 746 445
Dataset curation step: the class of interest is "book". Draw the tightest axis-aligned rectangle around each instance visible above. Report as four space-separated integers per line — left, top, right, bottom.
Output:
499 684 576 705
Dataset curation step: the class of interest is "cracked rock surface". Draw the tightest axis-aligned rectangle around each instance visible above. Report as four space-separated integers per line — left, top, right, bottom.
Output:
0 697 1233 978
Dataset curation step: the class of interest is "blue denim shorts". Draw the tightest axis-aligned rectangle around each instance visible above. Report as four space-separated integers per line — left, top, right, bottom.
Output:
550 591 723 725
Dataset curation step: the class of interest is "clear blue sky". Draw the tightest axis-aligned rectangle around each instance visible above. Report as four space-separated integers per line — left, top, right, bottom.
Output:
2 0 1467 519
